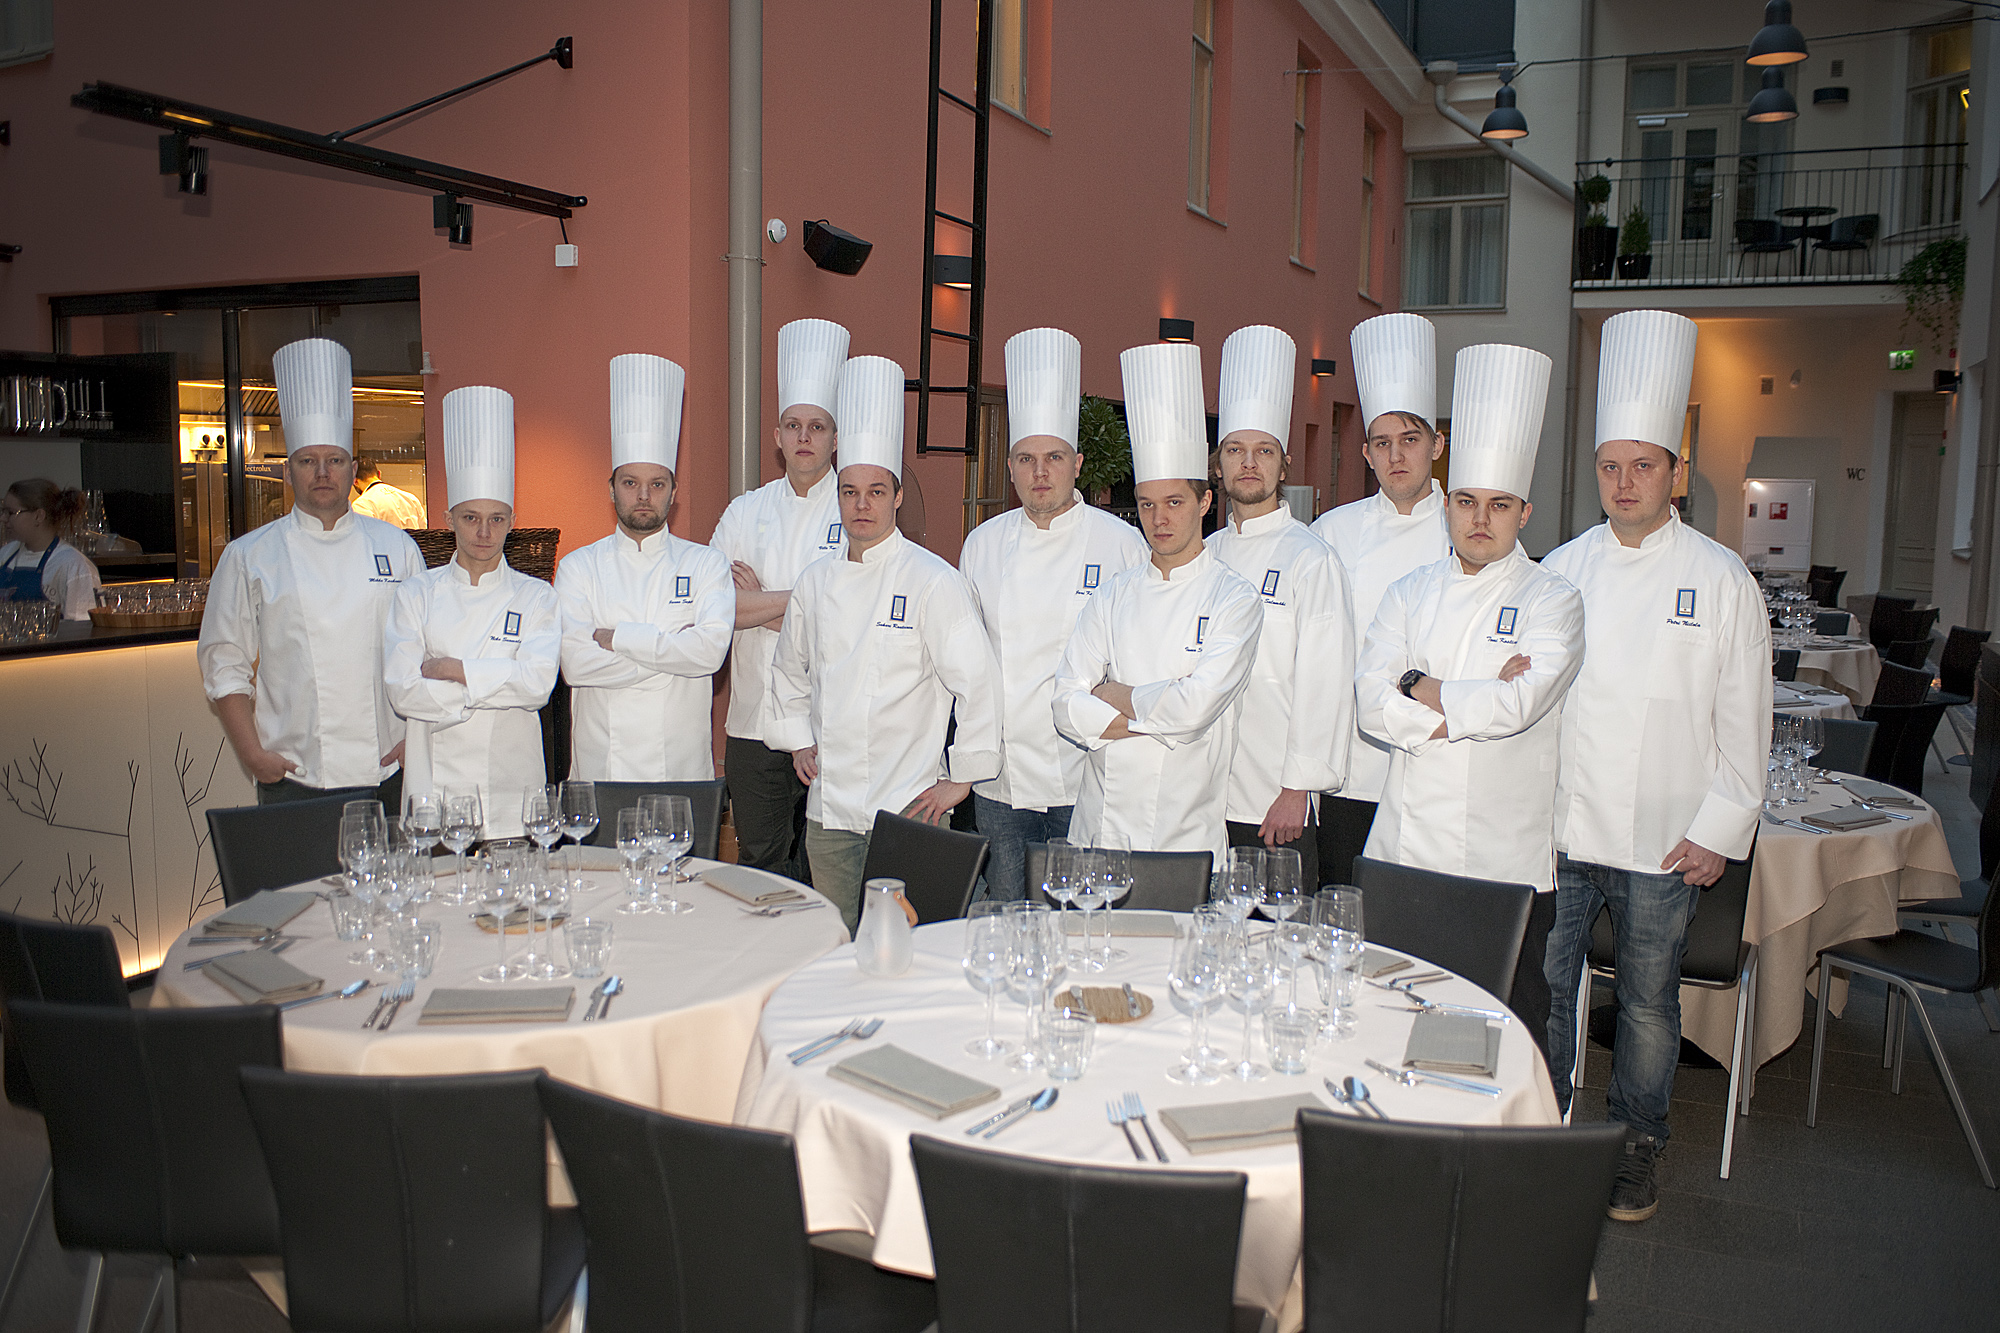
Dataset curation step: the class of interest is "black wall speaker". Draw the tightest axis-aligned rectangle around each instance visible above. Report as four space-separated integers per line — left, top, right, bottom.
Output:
803 219 873 275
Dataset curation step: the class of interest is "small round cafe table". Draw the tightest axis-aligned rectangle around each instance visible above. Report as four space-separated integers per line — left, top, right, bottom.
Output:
1794 635 1881 704
1773 682 1857 720
735 916 1560 1331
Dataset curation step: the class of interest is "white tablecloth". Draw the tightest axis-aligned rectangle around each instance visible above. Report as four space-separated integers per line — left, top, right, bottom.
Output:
1773 683 1857 720
736 919 1559 1325
1794 638 1881 704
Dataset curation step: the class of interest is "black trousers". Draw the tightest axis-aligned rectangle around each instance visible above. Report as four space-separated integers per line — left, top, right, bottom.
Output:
258 770 402 811
725 734 809 880
1315 795 1378 888
1225 816 1319 893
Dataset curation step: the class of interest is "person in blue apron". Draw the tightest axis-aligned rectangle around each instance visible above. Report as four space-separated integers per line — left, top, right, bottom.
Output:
1 479 100 618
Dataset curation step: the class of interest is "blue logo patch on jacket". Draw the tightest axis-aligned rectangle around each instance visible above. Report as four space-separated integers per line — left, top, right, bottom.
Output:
675 575 691 599
1261 569 1282 597
374 554 393 577
1676 588 1697 618
1496 606 1518 636
890 595 908 623
1083 564 1100 589
1195 616 1209 645
503 611 522 639
826 522 843 545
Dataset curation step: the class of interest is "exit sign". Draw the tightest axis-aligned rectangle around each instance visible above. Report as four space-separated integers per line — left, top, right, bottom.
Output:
1890 350 1917 370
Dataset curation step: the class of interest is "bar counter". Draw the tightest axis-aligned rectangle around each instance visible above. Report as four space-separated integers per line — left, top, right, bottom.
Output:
0 618 199 660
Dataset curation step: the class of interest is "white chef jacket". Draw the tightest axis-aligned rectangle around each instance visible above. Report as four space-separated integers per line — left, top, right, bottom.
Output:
1313 483 1452 803
1543 510 1771 872
708 471 845 741
197 508 423 790
1357 546 1584 892
1206 508 1355 823
350 480 427 529
959 495 1149 811
554 528 734 782
384 558 560 838
765 528 1002 834
0 540 100 619
1052 548 1264 860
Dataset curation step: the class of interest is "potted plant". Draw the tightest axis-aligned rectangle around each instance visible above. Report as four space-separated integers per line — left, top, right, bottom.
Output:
1616 203 1653 280
1076 395 1132 505
1577 174 1617 280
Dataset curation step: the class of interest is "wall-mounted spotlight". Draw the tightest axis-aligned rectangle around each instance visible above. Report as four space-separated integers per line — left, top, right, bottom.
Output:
802 219 872 275
1159 318 1195 343
434 192 472 245
1747 0 1809 66
931 254 972 289
1745 68 1799 123
1310 358 1338 377
0 244 20 263
158 132 207 195
1481 78 1528 140
1936 369 1962 395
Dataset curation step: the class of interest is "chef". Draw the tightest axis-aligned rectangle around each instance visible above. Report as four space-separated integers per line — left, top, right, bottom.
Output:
349 459 428 529
384 386 559 837
1357 341 1582 907
1051 341 1263 862
554 354 733 782
1312 312 1451 883
710 318 850 876
765 354 1001 929
0 479 100 618
1541 310 1771 1225
1206 325 1353 887
198 338 423 805
960 327 1148 901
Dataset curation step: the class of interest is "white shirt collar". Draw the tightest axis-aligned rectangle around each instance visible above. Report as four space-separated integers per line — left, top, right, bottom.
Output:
1230 505 1293 537
1146 546 1212 584
1600 507 1681 554
289 506 354 537
614 525 675 554
448 555 511 586
1373 481 1443 519
850 527 905 566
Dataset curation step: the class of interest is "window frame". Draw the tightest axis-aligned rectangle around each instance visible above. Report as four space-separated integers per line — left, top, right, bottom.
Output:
1357 121 1378 293
1402 152 1510 312
1189 0 1217 214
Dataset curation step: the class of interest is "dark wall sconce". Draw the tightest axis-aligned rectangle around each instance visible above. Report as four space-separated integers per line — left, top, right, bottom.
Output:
931 254 971 289
1936 369 1962 394
803 219 873 275
158 132 207 195
1310 358 1338 377
1159 318 1195 343
434 192 472 245
1812 87 1849 105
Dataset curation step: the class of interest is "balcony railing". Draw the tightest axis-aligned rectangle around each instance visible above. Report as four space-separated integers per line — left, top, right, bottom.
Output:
1573 143 1966 289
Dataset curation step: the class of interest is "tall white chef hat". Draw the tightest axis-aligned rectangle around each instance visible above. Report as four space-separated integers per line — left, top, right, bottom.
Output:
1350 312 1437 433
442 385 515 510
1595 309 1698 455
777 318 851 421
835 356 906 480
609 353 686 473
1120 342 1208 484
1005 327 1081 449
1445 344 1552 501
273 337 353 455
1218 324 1296 448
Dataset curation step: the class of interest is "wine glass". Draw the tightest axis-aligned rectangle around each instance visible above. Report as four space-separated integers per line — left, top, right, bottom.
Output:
1220 860 1263 926
337 813 385 966
1799 714 1825 780
645 794 695 915
524 872 571 980
613 808 652 915
1003 903 1059 1072
1069 849 1106 971
962 902 1015 1059
636 794 670 895
1095 840 1133 966
403 791 444 902
439 791 483 906
522 786 563 878
1166 928 1223 1085
558 779 599 875
1222 933 1276 1082
1262 848 1302 921
1311 886 1365 1039
476 845 529 983
1039 838 1076 925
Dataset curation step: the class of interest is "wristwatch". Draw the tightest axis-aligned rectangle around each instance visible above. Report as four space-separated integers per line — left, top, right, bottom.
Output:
1397 668 1425 699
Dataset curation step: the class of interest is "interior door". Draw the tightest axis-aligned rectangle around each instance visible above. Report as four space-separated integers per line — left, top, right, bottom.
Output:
1886 394 1947 596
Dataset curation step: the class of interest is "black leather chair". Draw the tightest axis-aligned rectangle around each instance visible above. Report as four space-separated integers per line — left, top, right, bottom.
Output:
861 809 989 924
1808 878 2000 1188
1899 774 2000 1032
1809 213 1878 273
1812 608 1851 637
1580 847 1760 1178
1024 843 1214 912
910 1134 1250 1333
11 1001 284 1332
1866 594 1918 650
240 1068 586 1333
1774 648 1800 681
1884 606 1940 649
1882 639 1932 671
538 1076 935 1333
1296 1110 1625 1333
583 779 726 861
1860 700 1949 796
1350 857 1535 1000
1868 659 1933 709
1815 718 1877 776
206 791 353 905
1936 625 1988 702
1734 217 1795 273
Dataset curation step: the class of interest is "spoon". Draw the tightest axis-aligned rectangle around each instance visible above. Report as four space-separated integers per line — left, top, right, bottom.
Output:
984 1086 1059 1139
596 975 625 1019
1324 1077 1367 1117
1344 1075 1389 1121
279 979 370 1011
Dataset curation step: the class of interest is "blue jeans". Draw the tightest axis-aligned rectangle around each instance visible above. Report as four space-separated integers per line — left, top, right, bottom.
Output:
1543 853 1702 1144
972 794 1074 902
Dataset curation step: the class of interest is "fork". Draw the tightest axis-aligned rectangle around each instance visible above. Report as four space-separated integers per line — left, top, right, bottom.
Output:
1122 1093 1169 1162
1106 1100 1145 1160
374 979 415 1030
788 1018 862 1062
792 1017 883 1065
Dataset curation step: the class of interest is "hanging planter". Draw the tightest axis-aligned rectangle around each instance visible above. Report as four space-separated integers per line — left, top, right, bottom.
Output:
1895 235 1966 353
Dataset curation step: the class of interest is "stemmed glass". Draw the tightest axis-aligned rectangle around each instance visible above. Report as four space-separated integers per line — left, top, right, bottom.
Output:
1039 838 1076 927
1261 848 1302 922
523 786 564 879
557 780 599 877
614 808 652 915
1311 886 1364 1039
643 794 695 914
962 902 1014 1059
1222 932 1276 1082
1095 837 1133 966
337 812 386 966
1003 903 1063 1073
402 791 444 904
476 845 530 983
524 872 571 980
1799 714 1825 780
1219 859 1264 927
1166 924 1224 1085
1069 848 1106 971
439 791 483 905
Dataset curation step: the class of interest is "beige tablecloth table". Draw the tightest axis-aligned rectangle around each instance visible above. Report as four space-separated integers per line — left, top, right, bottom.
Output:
736 919 1559 1329
1773 683 1857 720
1794 638 1881 704
1680 788 1958 1088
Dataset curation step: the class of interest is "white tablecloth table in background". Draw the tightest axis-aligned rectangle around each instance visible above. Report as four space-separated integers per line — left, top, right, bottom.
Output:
1794 637 1881 704
736 919 1558 1329
1773 683 1857 720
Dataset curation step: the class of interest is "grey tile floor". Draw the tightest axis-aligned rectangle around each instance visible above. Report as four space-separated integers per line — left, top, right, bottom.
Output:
1 761 1993 1332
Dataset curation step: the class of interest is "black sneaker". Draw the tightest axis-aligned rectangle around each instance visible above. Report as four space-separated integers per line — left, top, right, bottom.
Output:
1608 1133 1661 1222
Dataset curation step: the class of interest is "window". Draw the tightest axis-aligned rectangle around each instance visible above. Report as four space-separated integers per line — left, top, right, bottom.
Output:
990 0 1027 116
963 390 1010 537
1620 55 1793 245
1357 123 1377 291
1291 52 1320 267
0 0 54 68
1906 23 1970 230
1404 154 1507 308
1189 0 1215 212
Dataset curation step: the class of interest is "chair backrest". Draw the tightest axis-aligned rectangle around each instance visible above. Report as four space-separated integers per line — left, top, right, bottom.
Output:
1773 648 1800 681
1350 858 1536 999
1809 564 1836 580
1830 213 1879 243
1858 701 1948 795
1023 843 1214 912
1978 772 2000 885
11 1000 283 1257
584 780 726 861
240 1067 565 1333
1589 846 1755 987
1939 625 1989 698
1734 218 1782 245
1867 594 1917 648
1812 609 1850 637
206 791 353 905
1888 606 1940 644
1815 718 1877 776
909 1134 1245 1333
538 1076 812 1333
860 810 988 924
1869 659 1933 709
0 911 128 1113
1883 638 1932 671
1296 1109 1624 1333
1975 873 2000 995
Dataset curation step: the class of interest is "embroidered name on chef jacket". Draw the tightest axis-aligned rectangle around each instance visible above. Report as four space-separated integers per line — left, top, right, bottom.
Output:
674 575 691 600
1667 587 1704 628
1082 564 1101 590
502 611 522 640
876 594 910 629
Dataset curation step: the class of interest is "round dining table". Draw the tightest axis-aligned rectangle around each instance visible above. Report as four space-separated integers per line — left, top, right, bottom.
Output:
1773 681 1857 720
735 916 1560 1331
1793 634 1881 704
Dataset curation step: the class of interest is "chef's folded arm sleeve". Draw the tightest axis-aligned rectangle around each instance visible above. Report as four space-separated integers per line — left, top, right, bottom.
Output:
383 580 472 726
1355 579 1445 755
553 561 644 689
461 586 562 711
1052 589 1124 752
930 574 1003 785
1127 586 1263 751
1436 580 1586 741
607 550 735 677
763 577 818 755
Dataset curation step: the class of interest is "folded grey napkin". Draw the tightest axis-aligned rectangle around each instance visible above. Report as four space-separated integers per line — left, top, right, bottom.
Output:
1800 807 1889 832
826 1044 1000 1119
203 890 316 937
1158 1092 1326 1155
417 987 575 1024
1359 949 1411 979
1061 911 1178 937
1404 1011 1501 1077
204 949 323 1004
701 865 810 907
1842 779 1922 808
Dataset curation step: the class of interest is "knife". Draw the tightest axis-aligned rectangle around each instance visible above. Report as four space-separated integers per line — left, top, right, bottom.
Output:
596 975 623 1018
1365 1056 1502 1097
966 1094 1036 1136
582 976 611 1021
1120 982 1142 1018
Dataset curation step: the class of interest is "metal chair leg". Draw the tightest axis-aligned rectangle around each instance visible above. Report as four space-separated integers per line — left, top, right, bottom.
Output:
0 1163 52 1322
1882 987 1901 1068
1740 951 1760 1115
1892 993 1910 1094
1808 959 1831 1126
138 1260 178 1333
565 1267 588 1333
1977 988 2000 1033
73 1251 109 1333
1567 965 1591 1125
1901 982 1997 1188
1721 955 1753 1179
